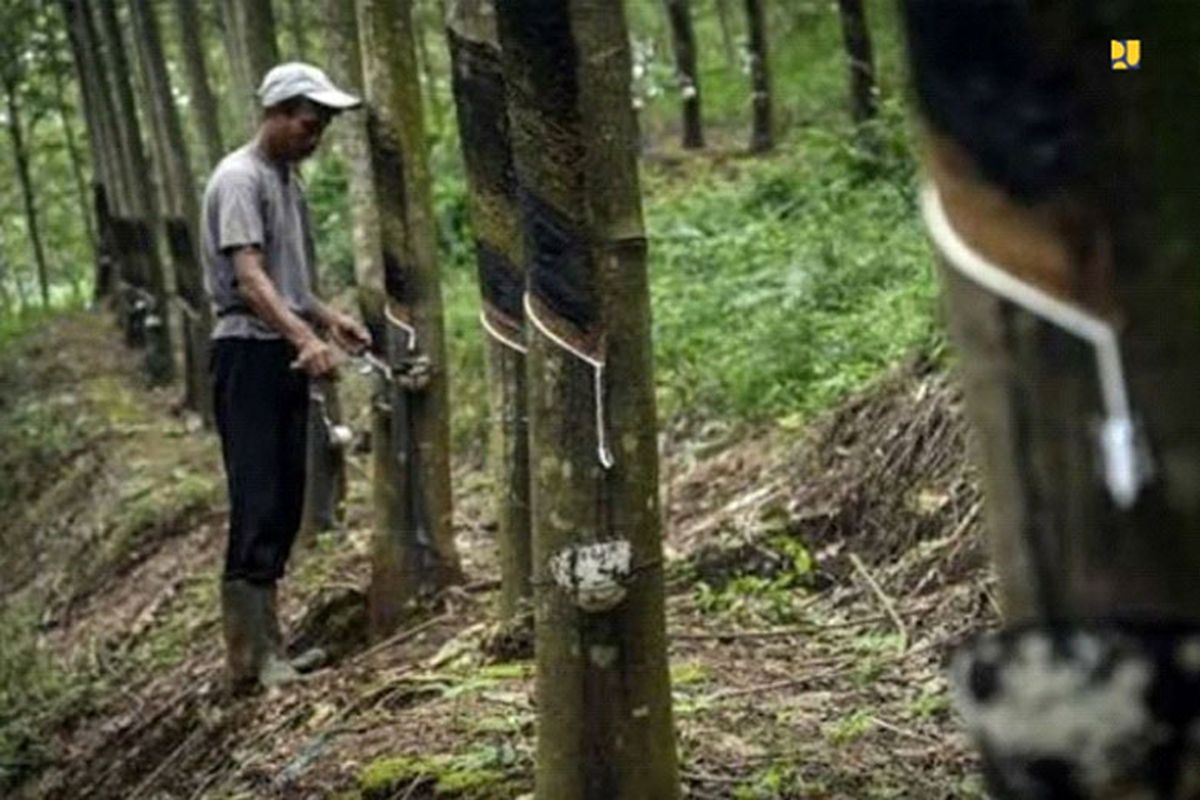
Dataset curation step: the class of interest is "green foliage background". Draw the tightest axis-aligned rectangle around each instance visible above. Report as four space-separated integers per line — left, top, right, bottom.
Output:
0 0 939 444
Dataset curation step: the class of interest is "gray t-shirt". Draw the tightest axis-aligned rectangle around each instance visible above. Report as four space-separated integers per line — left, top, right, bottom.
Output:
202 142 317 339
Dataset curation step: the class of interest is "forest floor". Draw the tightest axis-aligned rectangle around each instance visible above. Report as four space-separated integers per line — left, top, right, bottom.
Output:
1 311 996 799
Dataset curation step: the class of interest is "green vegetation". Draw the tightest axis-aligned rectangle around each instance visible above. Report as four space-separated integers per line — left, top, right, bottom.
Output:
356 745 523 799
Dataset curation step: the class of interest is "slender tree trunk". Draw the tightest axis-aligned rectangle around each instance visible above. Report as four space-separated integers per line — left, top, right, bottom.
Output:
904 3 1200 798
60 0 123 306
92 183 119 309
321 0 394 554
495 2 681 797
446 0 532 628
836 0 876 126
3 80 52 309
51 67 99 270
357 0 462 637
172 0 226 168
130 0 214 421
664 0 704 149
65 0 128 214
95 0 174 384
222 0 280 132
743 0 773 152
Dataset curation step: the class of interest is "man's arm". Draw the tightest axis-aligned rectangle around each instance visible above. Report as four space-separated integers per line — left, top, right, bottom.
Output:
308 296 372 356
232 246 336 377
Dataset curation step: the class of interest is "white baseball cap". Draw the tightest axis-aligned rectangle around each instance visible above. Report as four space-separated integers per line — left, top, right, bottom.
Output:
257 62 362 111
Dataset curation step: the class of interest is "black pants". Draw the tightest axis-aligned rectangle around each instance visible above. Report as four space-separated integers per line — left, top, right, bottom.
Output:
212 338 309 585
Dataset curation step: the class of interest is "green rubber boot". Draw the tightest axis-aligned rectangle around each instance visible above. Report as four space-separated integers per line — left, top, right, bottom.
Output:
221 579 300 694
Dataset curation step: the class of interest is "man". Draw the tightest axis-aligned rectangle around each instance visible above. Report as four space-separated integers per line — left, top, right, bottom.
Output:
202 63 370 692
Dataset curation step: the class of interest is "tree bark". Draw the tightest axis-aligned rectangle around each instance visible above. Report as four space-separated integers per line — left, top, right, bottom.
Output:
51 65 99 273
663 0 704 149
222 0 280 132
904 3 1200 796
60 0 122 305
357 0 462 638
836 0 876 126
3 78 52 309
743 0 773 152
95 0 174 384
321 0 392 553
172 0 225 169
130 0 213 420
445 0 532 627
494 2 681 797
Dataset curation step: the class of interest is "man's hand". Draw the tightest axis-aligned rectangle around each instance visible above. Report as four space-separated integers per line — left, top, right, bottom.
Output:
327 310 372 356
292 335 338 378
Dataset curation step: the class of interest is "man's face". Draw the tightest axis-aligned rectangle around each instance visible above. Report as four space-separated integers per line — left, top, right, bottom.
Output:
275 98 335 161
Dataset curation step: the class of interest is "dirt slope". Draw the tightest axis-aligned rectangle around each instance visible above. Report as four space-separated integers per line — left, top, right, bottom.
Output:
1 312 995 799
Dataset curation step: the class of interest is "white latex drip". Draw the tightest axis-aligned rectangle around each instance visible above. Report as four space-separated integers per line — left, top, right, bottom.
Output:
920 184 1151 508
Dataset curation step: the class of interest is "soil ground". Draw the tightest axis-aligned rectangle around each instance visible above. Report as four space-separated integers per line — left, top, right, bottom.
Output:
1 312 996 799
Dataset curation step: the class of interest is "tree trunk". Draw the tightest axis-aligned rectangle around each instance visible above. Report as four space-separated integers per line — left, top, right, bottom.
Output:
836 0 876 126
904 3 1200 797
222 0 280 132
494 2 681 797
60 0 123 305
95 0 174 384
63 0 127 212
129 0 213 420
321 0 391 554
3 79 52 309
172 0 225 169
446 0 532 628
51 66 99 274
79 0 139 331
357 0 462 637
743 0 772 152
663 0 703 149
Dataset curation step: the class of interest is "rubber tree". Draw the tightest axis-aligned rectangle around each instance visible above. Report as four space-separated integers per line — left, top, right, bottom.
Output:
903 2 1200 797
320 0 394 551
95 0 174 384
835 0 876 127
357 0 462 637
60 0 123 304
663 0 703 149
221 0 280 133
0 71 51 309
49 64 99 271
743 0 772 152
445 0 532 628
172 0 226 169
129 0 214 422
494 2 681 797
